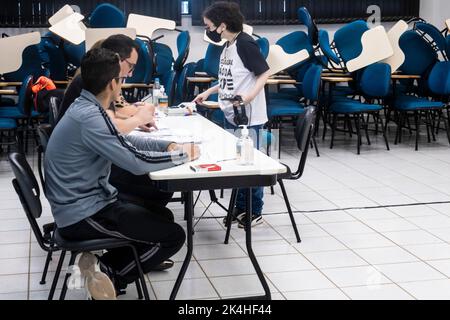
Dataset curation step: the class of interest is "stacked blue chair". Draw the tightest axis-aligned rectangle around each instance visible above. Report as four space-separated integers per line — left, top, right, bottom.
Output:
89 3 126 28
174 31 191 73
203 44 225 79
39 34 68 81
328 63 391 154
154 43 174 78
276 31 314 74
126 38 153 85
333 20 369 70
175 62 196 104
298 7 319 46
415 22 448 61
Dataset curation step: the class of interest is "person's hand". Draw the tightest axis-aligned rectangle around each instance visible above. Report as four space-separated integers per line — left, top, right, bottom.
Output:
193 91 211 105
134 104 155 125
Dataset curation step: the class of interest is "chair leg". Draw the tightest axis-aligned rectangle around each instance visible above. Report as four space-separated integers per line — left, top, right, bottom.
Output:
425 112 432 143
129 245 150 300
40 250 53 285
355 114 362 155
60 252 78 300
330 114 337 149
379 113 390 151
270 186 275 195
135 279 144 300
312 136 320 157
363 114 371 146
414 111 420 151
48 250 66 300
394 112 401 145
278 180 301 243
224 189 238 245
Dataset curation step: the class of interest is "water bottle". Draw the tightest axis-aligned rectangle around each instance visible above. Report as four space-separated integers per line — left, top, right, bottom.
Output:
158 86 169 116
153 78 161 107
236 125 254 166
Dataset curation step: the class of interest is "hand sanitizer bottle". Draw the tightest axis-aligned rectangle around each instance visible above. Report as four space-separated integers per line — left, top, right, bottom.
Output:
236 125 254 166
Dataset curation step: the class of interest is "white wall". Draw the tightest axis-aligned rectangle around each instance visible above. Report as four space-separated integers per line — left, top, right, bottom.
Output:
420 0 450 27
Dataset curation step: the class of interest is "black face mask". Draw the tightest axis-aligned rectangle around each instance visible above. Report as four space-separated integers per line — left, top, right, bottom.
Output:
206 28 223 43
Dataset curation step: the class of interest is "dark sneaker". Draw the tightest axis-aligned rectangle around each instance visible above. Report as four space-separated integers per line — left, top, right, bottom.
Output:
152 259 175 271
222 208 246 226
98 257 128 297
238 214 264 229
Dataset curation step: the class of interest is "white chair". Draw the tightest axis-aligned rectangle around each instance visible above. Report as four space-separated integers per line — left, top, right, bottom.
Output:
85 28 137 51
0 32 41 74
266 45 310 76
382 20 408 73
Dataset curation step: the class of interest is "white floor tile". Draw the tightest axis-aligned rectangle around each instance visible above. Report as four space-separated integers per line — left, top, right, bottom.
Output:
354 247 418 265
263 213 313 226
425 228 450 242
283 288 349 300
318 221 375 236
382 230 443 246
194 243 247 261
0 292 28 300
210 274 278 298
322 266 391 287
403 243 450 261
303 250 368 269
198 258 257 278
306 211 355 224
274 224 329 239
375 262 446 283
152 278 219 300
0 230 30 245
230 226 283 243
406 216 450 230
427 259 450 278
257 254 315 273
267 270 336 292
388 205 441 218
0 274 28 294
347 208 399 221
0 243 30 259
148 261 206 282
0 258 29 276
363 218 419 233
399 279 450 300
238 240 299 257
292 236 347 253
342 284 413 300
335 233 394 249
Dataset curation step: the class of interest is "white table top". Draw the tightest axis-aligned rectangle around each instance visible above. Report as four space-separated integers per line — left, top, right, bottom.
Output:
147 115 286 181
85 28 137 51
346 26 394 73
266 45 310 76
49 4 75 26
0 32 41 74
382 20 408 73
127 13 176 40
49 12 86 45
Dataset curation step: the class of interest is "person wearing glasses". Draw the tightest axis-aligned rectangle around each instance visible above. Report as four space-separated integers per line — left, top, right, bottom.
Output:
194 2 271 228
45 48 200 298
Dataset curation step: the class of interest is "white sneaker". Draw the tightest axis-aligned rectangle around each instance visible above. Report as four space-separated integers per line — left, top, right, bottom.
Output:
78 252 117 300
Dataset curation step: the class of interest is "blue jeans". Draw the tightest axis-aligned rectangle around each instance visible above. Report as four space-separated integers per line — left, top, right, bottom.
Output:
224 120 264 215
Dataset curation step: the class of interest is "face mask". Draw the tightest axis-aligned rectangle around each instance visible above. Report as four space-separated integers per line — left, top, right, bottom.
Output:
206 27 223 43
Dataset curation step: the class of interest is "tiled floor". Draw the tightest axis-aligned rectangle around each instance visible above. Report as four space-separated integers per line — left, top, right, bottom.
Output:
1 127 450 300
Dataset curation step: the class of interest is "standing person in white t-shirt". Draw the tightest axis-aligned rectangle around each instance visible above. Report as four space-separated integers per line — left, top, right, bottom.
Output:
194 2 271 228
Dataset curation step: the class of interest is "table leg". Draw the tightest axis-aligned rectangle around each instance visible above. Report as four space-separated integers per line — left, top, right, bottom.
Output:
170 191 194 300
245 188 271 300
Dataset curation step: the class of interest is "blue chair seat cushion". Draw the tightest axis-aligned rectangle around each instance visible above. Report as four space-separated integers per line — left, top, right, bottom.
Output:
0 118 17 129
268 100 305 117
0 107 24 119
330 99 382 113
394 95 444 111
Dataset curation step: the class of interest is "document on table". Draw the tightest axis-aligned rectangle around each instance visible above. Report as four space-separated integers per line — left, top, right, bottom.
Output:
128 127 203 144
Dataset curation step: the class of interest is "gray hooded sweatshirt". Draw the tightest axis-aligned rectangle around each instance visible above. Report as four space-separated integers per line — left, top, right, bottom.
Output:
45 89 188 228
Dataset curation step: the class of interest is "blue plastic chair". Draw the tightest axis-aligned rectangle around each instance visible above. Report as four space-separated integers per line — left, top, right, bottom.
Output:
63 42 86 69
256 37 270 59
39 35 67 81
399 30 438 76
89 3 126 28
334 21 369 65
3 45 47 82
276 31 313 73
203 44 224 79
0 75 35 119
0 118 20 153
161 70 177 107
174 31 191 72
415 22 448 60
328 63 391 154
175 62 196 104
318 29 341 67
154 43 174 77
298 7 319 46
126 39 153 84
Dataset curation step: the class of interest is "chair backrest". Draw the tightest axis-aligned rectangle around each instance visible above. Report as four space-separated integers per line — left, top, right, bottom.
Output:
63 42 86 69
89 3 126 28
204 44 224 78
162 70 177 106
256 37 270 59
176 62 196 104
126 38 153 84
3 45 46 82
40 35 68 81
174 31 191 72
428 61 450 96
17 75 34 117
318 30 341 65
298 7 319 46
358 62 392 98
334 20 369 63
446 35 450 58
399 30 438 75
293 106 316 178
154 43 174 77
415 22 448 58
276 31 314 55
9 153 48 250
302 64 323 102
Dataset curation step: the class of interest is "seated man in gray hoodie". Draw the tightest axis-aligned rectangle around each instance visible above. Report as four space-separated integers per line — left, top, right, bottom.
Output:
45 48 200 294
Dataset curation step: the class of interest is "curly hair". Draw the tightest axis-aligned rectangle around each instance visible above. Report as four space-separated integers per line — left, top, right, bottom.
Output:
203 1 244 33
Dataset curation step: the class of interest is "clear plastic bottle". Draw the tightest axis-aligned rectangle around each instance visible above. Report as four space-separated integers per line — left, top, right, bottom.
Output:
153 78 161 107
236 125 254 166
158 86 169 116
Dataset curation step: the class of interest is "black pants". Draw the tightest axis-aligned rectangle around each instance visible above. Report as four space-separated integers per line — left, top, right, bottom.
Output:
110 165 174 207
59 200 186 284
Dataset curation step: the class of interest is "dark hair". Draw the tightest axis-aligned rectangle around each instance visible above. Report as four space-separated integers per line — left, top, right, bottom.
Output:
101 34 139 60
81 48 120 95
203 1 244 33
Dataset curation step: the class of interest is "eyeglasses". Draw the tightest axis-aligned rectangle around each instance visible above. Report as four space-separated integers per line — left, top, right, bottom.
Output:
122 58 136 74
